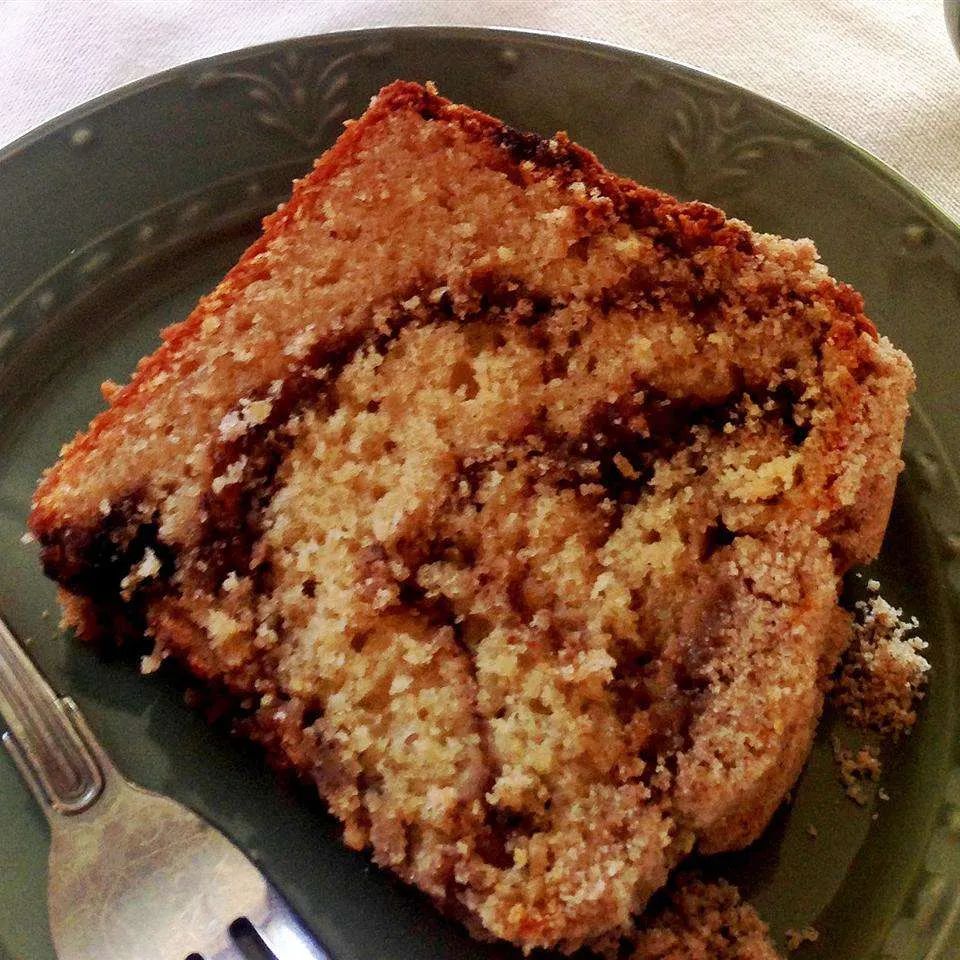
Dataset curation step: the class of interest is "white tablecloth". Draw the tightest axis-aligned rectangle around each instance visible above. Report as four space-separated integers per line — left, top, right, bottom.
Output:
3 0 959 221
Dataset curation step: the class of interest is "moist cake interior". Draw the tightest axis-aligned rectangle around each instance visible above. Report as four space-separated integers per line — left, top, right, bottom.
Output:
31 82 914 954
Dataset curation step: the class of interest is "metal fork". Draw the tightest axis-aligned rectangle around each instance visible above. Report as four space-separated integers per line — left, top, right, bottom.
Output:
0 614 332 960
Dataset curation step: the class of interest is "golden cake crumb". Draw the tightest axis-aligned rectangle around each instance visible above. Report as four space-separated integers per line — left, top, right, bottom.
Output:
833 741 881 806
785 926 819 951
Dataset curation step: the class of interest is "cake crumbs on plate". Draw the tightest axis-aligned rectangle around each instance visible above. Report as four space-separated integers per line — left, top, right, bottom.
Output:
629 875 783 959
832 585 929 737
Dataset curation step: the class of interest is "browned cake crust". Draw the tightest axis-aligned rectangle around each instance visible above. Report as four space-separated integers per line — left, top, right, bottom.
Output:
31 82 913 953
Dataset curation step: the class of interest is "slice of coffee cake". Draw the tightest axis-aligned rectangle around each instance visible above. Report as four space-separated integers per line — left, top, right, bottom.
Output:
31 82 914 953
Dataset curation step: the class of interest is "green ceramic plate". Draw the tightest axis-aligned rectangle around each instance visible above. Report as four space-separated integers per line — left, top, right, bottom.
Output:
0 27 957 960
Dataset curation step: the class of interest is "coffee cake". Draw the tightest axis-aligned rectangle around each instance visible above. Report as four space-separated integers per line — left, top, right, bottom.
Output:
31 82 914 953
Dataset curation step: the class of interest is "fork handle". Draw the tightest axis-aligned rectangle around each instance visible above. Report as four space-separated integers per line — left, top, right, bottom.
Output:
0 615 103 815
